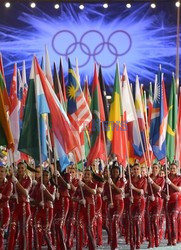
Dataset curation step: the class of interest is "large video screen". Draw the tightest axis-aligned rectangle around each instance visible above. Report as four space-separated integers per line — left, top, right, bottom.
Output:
0 2 180 93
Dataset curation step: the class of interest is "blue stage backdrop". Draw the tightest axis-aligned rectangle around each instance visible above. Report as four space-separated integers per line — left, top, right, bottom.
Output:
0 2 180 94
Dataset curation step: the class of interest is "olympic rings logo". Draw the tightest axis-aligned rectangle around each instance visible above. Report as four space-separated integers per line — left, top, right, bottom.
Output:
52 29 132 68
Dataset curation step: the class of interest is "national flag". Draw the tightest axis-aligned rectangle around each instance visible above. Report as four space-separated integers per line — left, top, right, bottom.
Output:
166 74 178 163
99 66 109 122
0 54 10 110
150 70 168 161
175 87 181 166
67 59 92 133
45 45 53 87
34 57 78 154
107 63 127 165
83 77 91 108
148 82 153 127
59 57 67 105
0 86 14 149
87 65 106 164
9 64 20 161
19 61 28 120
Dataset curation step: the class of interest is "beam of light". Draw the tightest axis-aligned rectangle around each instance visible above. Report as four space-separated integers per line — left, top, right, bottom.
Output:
0 3 179 94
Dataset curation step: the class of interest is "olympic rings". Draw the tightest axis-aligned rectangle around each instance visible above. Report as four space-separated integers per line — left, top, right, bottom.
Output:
52 29 132 68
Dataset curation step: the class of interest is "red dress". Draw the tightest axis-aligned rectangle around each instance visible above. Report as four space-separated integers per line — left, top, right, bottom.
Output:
165 174 181 245
0 178 13 250
32 181 55 250
128 176 147 250
147 175 165 248
74 180 97 250
8 175 32 250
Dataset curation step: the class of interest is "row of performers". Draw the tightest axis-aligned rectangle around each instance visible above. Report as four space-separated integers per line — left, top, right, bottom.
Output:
0 160 181 250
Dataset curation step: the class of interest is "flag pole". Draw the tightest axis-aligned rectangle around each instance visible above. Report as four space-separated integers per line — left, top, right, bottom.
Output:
101 121 113 206
34 58 44 207
176 0 180 92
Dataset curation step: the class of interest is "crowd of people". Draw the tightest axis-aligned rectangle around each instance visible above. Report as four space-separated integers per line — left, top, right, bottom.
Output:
0 158 181 250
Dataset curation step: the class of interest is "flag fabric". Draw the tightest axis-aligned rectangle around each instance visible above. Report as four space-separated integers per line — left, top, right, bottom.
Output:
59 57 67 102
148 82 153 127
176 87 181 166
107 64 126 165
83 78 91 108
35 57 78 154
67 59 92 133
45 45 53 87
150 70 168 161
99 66 109 122
18 60 41 162
87 65 106 164
0 72 10 111
0 86 14 149
19 61 28 120
166 74 178 163
9 64 20 161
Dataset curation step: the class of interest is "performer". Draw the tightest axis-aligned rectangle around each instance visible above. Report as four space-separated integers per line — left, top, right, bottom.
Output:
102 166 109 235
0 162 13 250
106 161 125 250
165 161 181 246
73 168 97 250
7 161 32 250
128 163 147 250
32 168 55 250
66 164 78 249
54 166 71 250
147 163 165 248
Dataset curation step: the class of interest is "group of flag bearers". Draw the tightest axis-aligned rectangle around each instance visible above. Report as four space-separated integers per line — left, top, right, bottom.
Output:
0 158 181 250
0 46 181 250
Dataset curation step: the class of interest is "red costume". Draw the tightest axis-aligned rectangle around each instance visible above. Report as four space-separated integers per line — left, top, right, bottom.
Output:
105 178 125 250
74 181 97 250
165 174 181 245
0 178 13 250
128 176 147 250
32 181 55 250
66 177 78 249
54 173 70 250
147 175 165 248
8 175 32 250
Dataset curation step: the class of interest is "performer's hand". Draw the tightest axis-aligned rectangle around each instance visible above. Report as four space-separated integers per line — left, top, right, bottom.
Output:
129 183 134 190
78 180 85 187
166 178 171 185
103 196 107 201
32 180 37 186
150 195 155 201
12 175 18 184
166 195 170 201
123 177 127 184
55 192 60 199
108 203 114 209
0 193 2 199
67 183 71 190
39 201 44 207
54 170 60 177
130 197 134 203
40 184 46 191
80 199 86 206
148 177 153 184
108 177 113 185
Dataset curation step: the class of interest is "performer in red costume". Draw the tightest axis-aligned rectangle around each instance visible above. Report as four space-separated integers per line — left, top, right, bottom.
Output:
0 162 13 250
128 163 147 250
147 163 165 248
66 165 78 250
106 162 125 250
32 168 55 250
73 168 97 250
53 166 71 250
7 161 32 250
165 162 181 246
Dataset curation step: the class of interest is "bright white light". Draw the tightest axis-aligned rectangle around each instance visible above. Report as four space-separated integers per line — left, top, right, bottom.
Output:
176 1 181 7
126 3 131 9
103 3 108 9
151 3 156 8
79 4 84 10
30 2 36 8
54 4 60 9
5 2 11 8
